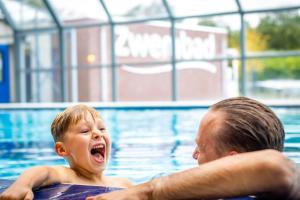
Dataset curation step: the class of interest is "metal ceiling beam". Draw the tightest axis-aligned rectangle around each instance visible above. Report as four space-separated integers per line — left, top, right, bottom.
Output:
162 0 177 101
16 5 300 31
236 0 247 96
99 0 117 102
44 0 63 28
99 0 113 24
0 0 17 31
44 0 67 101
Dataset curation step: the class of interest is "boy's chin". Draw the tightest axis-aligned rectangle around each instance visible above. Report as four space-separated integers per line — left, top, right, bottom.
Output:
94 165 107 173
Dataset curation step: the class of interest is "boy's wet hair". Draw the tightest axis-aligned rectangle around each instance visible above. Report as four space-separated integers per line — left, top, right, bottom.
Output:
210 97 285 152
51 104 101 141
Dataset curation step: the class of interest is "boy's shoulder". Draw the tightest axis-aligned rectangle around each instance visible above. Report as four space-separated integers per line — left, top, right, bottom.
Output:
47 165 74 183
50 165 71 174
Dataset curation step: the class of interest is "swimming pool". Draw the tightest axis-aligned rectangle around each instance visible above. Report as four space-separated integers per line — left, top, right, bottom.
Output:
0 106 300 184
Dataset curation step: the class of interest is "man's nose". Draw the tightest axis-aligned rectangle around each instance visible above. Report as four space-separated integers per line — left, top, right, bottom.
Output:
192 148 199 160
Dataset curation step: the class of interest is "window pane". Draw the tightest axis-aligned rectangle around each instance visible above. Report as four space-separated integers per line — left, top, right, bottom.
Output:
170 0 238 17
240 0 300 12
3 0 55 29
115 21 172 64
0 8 13 38
22 32 59 70
20 70 62 102
0 9 4 19
118 63 172 101
75 65 111 102
71 26 111 67
175 17 240 100
64 26 112 102
177 60 238 100
245 11 300 53
175 16 237 61
19 32 62 102
247 57 300 100
49 0 108 26
0 22 13 44
104 0 168 22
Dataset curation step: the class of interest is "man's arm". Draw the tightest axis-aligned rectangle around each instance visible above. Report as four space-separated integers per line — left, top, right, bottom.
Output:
86 150 299 200
0 166 65 200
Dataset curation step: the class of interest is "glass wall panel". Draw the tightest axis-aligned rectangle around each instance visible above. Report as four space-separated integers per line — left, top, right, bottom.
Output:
117 63 172 101
247 57 300 100
240 0 300 12
245 11 300 53
3 0 55 29
64 26 112 102
0 21 13 35
21 70 61 102
75 27 111 67
73 66 111 102
177 59 239 100
0 8 14 44
49 0 108 26
175 16 239 61
170 0 238 17
104 0 168 22
0 9 4 18
175 16 239 100
19 31 61 102
115 22 172 65
0 21 13 44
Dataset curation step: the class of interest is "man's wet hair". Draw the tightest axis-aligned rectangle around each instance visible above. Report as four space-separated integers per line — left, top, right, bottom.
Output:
210 97 285 152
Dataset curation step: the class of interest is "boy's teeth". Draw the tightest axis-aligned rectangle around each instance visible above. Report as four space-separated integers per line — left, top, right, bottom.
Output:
92 144 105 150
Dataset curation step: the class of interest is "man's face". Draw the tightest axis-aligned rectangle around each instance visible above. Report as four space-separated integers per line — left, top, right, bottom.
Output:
192 110 225 165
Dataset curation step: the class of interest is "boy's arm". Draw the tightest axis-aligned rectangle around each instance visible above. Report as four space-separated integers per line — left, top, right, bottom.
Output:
0 166 67 200
86 150 299 200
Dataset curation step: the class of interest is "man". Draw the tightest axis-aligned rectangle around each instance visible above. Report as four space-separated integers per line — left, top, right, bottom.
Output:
87 97 300 200
192 96 284 165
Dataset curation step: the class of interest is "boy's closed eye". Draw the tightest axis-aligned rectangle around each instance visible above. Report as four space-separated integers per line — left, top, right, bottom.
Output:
79 127 90 134
98 127 106 131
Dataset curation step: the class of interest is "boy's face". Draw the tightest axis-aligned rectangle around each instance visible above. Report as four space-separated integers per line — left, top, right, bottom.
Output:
60 112 111 174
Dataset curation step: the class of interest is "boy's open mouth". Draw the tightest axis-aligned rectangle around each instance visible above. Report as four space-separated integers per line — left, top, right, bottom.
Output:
90 143 105 163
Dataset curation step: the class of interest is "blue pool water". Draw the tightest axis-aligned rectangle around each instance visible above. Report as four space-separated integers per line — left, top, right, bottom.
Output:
0 107 300 184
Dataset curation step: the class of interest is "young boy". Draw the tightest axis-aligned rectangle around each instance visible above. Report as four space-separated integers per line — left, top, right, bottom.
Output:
0 104 132 199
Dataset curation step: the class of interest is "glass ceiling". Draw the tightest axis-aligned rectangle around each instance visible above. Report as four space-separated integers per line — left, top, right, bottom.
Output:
3 0 55 29
0 0 299 30
170 0 238 17
104 0 168 22
49 0 108 26
239 0 300 12
0 9 3 19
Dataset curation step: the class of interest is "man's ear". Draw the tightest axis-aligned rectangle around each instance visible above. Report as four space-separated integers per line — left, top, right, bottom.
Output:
228 150 239 156
55 142 69 157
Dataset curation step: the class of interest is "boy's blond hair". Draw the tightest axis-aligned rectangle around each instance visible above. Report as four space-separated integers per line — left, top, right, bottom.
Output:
51 104 101 141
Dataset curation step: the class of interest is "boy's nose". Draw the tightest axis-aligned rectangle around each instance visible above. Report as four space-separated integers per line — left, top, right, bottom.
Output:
93 133 99 139
92 130 102 140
